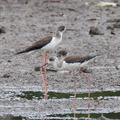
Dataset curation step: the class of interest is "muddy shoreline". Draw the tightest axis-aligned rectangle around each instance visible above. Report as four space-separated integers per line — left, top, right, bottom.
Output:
0 0 120 119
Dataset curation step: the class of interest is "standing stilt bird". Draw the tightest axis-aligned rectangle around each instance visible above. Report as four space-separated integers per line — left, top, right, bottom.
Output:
41 54 100 71
15 26 68 55
15 25 75 98
40 54 100 116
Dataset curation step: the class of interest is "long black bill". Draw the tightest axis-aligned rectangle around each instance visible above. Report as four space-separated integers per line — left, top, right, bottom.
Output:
40 63 48 68
66 28 76 31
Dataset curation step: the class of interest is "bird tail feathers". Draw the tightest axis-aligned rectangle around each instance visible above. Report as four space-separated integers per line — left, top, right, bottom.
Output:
14 50 26 55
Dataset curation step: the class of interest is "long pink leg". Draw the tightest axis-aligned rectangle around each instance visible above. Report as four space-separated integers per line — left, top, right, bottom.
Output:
79 70 92 118
43 52 48 99
73 71 76 118
40 53 46 94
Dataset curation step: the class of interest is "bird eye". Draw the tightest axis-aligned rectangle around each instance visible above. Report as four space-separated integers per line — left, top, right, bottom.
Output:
58 26 65 32
61 26 65 31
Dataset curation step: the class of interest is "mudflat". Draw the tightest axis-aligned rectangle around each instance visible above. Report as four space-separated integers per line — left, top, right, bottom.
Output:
0 0 120 119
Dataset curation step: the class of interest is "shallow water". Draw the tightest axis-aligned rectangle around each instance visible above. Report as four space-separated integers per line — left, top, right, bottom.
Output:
0 90 120 119
1 113 120 120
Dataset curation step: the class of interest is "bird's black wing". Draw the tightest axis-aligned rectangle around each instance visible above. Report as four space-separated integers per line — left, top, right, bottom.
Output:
64 55 98 64
15 36 52 55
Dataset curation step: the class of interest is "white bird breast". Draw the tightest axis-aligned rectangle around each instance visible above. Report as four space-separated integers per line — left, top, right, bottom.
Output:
41 37 62 51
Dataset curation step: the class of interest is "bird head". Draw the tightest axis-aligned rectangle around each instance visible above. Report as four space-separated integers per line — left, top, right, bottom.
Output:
39 56 58 69
57 26 66 33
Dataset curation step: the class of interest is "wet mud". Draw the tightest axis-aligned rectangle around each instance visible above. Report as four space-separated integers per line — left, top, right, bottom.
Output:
0 0 120 119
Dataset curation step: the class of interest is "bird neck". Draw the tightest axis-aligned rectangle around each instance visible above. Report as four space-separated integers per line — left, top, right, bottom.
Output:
53 58 62 71
55 31 63 39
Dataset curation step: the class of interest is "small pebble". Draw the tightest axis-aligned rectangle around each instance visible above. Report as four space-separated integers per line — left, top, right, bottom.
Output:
7 60 11 62
0 26 6 34
116 64 120 70
57 50 67 57
111 31 115 35
89 26 104 35
2 74 10 78
59 13 63 16
93 97 99 103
